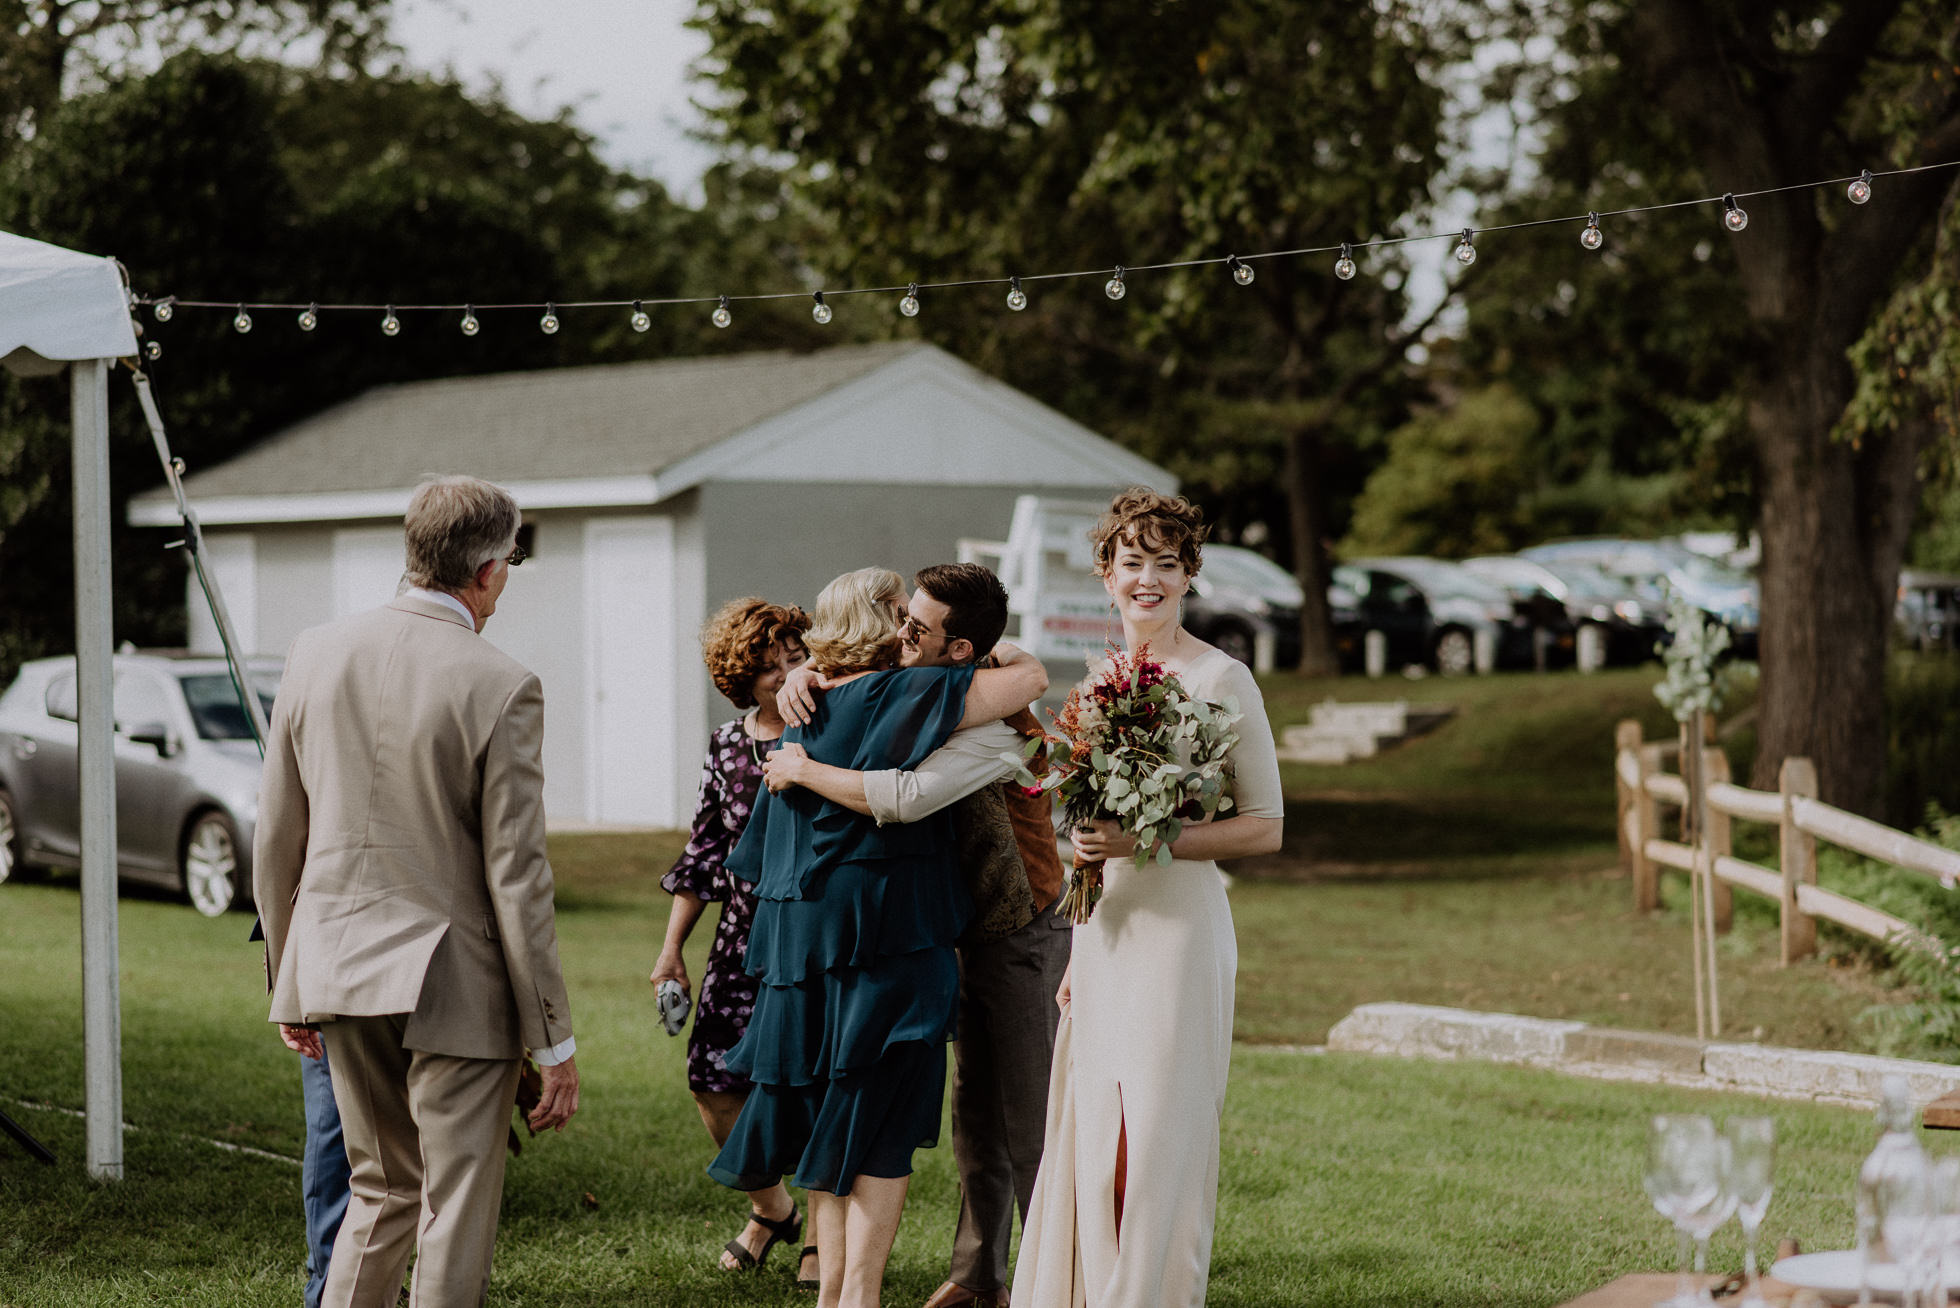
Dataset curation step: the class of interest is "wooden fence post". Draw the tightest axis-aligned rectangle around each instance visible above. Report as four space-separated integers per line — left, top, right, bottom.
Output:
1780 757 1819 965
1633 740 1660 913
1703 745 1733 933
1615 719 1642 881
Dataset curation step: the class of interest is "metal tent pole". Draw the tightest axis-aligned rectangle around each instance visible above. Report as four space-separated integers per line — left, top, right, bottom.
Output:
71 357 122 1181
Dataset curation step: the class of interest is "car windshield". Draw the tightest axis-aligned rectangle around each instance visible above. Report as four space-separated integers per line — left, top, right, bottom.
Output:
1390 561 1510 603
1199 546 1304 605
178 672 280 741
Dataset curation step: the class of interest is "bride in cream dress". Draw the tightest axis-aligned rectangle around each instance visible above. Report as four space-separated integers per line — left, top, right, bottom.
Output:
1013 488 1285 1308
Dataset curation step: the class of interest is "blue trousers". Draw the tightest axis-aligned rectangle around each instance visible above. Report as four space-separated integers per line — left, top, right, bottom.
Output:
301 1045 352 1308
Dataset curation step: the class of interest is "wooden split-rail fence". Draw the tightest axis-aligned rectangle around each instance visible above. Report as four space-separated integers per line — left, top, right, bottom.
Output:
1613 719 1960 963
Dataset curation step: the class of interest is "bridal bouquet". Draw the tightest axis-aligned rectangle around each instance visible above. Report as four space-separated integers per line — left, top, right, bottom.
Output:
1010 645 1241 924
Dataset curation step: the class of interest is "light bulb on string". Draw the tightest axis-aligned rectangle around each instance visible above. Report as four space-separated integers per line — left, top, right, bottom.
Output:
812 291 833 324
144 340 161 361
540 303 560 334
461 306 480 336
1006 276 1027 311
1722 193 1749 232
153 298 175 323
899 283 921 317
1848 169 1873 205
1453 229 1478 266
297 304 318 332
712 295 732 329
631 300 651 332
1580 212 1604 250
1334 243 1357 281
231 305 254 334
381 306 401 337
1228 255 1254 286
1105 266 1127 300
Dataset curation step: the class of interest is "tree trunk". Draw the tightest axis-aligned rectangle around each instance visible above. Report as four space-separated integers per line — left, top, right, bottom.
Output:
1285 418 1340 677
1748 366 1921 816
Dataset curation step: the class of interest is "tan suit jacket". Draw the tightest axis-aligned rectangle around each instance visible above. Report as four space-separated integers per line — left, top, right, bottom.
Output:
253 595 573 1061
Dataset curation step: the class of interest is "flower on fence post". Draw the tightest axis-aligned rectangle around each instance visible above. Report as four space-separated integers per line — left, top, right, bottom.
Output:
1653 590 1733 724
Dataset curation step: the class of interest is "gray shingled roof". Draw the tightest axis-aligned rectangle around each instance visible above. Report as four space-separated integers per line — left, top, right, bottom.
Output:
145 342 924 501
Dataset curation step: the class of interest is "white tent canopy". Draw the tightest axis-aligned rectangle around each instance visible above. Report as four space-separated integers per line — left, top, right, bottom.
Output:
2 226 137 1179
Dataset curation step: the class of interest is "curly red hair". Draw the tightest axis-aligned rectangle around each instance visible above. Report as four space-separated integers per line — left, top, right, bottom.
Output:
702 598 811 709
1089 486 1207 576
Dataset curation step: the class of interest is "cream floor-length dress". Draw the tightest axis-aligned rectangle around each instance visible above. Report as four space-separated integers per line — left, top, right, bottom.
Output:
1013 647 1284 1308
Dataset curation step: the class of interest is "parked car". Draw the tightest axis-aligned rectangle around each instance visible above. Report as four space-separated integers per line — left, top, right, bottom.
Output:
1461 555 1666 666
1332 558 1518 674
1897 569 1960 651
1186 543 1304 669
0 653 279 915
1520 537 1760 655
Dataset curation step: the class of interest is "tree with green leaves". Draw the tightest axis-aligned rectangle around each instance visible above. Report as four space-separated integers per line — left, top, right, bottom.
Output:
689 0 1463 674
1460 1 1960 815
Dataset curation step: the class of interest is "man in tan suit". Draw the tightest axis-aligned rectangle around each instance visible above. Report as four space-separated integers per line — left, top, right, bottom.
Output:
254 475 579 1308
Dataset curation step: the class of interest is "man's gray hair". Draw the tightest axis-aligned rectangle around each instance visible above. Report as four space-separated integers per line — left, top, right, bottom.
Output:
403 476 520 592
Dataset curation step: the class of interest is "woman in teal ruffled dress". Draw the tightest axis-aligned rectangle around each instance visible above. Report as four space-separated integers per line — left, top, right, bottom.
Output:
708 566 1048 1308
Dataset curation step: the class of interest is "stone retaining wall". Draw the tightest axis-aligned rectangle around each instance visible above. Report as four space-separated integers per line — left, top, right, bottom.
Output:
1324 1002 1960 1109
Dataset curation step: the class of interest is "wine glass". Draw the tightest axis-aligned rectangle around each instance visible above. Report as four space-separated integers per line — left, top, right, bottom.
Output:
1680 1135 1738 1305
1646 1115 1719 1308
1726 1117 1775 1308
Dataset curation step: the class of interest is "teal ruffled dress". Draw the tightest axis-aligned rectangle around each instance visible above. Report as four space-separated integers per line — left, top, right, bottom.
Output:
708 664 975 1196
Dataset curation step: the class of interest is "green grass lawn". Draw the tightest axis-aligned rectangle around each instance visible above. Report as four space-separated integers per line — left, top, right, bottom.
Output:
0 871 1891 1308
0 664 1925 1304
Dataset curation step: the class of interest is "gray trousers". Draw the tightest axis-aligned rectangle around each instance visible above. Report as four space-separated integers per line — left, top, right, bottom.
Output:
948 901 1074 1292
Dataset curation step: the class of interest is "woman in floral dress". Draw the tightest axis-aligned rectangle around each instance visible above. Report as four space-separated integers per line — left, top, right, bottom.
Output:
652 596 818 1281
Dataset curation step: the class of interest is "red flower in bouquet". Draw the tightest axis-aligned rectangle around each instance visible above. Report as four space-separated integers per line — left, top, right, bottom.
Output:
1009 644 1242 923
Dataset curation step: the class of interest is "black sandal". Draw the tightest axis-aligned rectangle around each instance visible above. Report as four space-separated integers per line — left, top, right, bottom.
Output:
721 1205 802 1271
797 1245 820 1290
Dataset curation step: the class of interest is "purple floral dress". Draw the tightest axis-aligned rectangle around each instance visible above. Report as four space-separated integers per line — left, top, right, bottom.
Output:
662 718 771 1095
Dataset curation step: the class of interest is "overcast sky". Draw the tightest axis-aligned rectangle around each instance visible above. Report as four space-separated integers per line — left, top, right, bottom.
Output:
390 0 716 196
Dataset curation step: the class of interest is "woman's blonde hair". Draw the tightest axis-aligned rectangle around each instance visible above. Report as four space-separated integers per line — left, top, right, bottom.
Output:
1089 486 1207 577
804 567 905 676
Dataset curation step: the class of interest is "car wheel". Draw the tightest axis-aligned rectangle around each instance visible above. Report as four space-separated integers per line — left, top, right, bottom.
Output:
181 811 241 917
0 786 20 886
1211 622 1256 667
1433 627 1475 677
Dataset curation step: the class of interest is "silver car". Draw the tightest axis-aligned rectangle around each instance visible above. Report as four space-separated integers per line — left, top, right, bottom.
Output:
0 653 278 915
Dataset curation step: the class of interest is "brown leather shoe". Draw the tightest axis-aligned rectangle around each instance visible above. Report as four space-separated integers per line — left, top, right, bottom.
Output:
922 1281 1007 1308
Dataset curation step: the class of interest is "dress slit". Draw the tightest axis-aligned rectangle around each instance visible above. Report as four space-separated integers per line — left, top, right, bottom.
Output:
1112 1083 1128 1243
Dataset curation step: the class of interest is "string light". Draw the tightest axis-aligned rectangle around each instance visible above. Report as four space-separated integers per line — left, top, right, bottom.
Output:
461 306 480 336
812 290 833 324
145 340 161 361
899 282 921 317
123 161 1960 338
381 306 401 336
631 299 651 332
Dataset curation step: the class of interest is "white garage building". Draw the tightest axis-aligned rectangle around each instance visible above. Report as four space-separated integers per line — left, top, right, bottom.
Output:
128 342 1173 828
